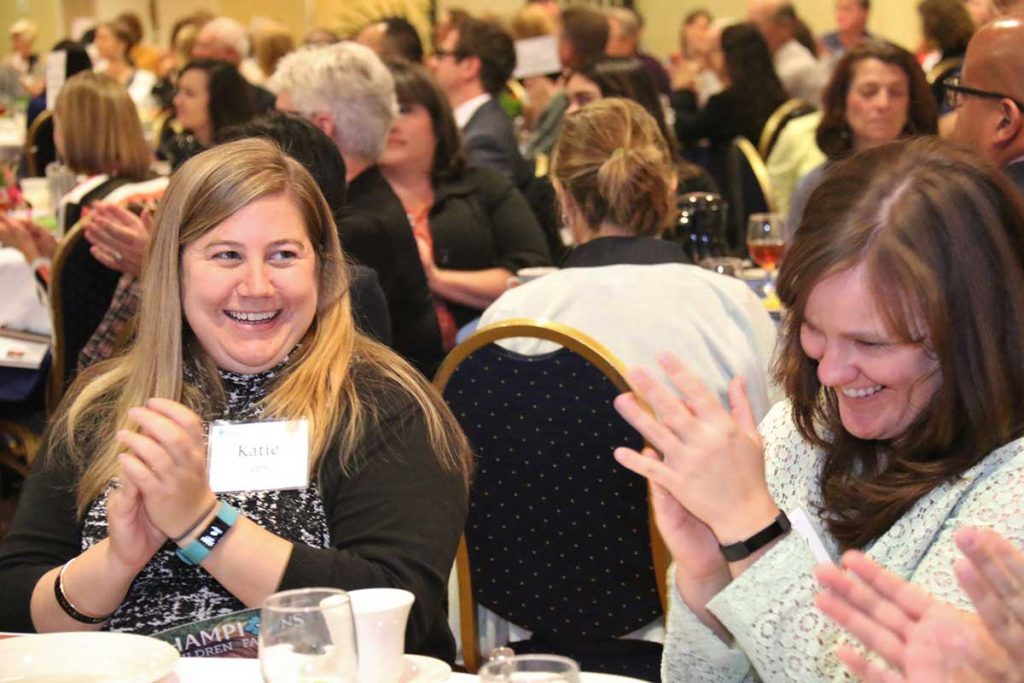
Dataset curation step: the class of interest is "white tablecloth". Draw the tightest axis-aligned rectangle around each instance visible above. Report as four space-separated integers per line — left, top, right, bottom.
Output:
170 658 641 682
0 247 50 335
0 115 25 161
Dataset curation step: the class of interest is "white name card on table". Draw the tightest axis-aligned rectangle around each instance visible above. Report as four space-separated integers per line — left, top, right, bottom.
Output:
208 419 309 493
0 328 49 370
514 35 562 79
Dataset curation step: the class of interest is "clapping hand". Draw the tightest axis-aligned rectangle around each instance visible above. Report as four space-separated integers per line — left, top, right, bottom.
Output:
83 202 152 277
815 548 1022 682
953 527 1024 678
0 214 57 264
613 352 778 547
116 398 216 540
106 476 167 574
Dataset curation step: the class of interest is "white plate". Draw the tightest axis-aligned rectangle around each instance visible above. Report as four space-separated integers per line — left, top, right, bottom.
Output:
0 632 180 683
401 654 452 682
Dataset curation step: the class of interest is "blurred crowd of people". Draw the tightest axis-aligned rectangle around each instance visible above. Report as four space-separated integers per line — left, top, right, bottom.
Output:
3 1 1024 681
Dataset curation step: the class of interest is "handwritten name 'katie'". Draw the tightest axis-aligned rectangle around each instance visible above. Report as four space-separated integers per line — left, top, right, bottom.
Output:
237 444 280 457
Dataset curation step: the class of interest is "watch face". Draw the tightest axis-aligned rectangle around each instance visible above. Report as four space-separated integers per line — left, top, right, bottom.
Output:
199 520 228 549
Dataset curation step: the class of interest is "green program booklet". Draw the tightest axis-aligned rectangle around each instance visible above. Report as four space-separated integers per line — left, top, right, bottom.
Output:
150 608 261 658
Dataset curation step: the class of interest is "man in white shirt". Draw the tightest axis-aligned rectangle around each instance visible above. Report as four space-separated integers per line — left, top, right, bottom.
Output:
430 16 532 188
748 0 827 107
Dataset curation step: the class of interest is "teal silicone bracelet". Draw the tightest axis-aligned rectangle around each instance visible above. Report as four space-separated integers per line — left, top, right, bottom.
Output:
175 501 240 567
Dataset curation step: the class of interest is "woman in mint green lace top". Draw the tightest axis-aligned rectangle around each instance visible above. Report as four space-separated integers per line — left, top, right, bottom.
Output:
613 138 1024 682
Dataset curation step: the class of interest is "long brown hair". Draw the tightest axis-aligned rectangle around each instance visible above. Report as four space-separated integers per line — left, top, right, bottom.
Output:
776 138 1024 550
52 139 472 515
817 40 937 160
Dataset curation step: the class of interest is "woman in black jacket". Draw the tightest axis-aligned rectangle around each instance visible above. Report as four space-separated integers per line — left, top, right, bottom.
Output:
379 61 551 343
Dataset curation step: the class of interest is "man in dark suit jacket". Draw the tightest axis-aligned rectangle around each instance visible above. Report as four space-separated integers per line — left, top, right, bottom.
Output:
950 17 1024 197
431 17 533 189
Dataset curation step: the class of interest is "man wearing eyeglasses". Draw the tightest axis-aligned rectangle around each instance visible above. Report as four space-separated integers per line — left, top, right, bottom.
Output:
429 17 532 190
947 18 1024 193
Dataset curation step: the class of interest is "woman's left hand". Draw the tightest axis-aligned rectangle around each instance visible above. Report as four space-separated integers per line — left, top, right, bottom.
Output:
613 352 778 544
815 550 1020 682
116 398 216 539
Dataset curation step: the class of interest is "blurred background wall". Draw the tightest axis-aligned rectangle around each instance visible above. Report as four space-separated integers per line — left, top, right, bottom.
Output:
1 0 922 70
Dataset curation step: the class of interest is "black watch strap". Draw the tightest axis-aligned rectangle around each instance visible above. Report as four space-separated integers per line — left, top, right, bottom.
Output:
719 510 792 562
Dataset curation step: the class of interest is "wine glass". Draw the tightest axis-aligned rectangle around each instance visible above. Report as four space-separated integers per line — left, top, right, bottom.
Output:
479 654 581 683
260 588 358 683
746 212 787 292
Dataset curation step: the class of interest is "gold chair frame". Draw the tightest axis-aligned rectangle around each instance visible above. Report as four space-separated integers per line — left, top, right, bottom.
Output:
45 219 87 414
758 98 812 159
22 110 53 178
732 136 779 215
434 319 670 673
926 57 963 86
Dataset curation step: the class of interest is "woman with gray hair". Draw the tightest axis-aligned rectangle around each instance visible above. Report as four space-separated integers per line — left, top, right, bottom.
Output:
270 43 445 375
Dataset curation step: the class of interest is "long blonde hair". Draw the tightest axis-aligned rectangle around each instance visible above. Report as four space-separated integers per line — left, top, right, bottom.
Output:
54 72 150 179
53 139 471 515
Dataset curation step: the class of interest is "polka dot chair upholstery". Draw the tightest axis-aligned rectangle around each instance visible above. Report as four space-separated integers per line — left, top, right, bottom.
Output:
435 320 669 680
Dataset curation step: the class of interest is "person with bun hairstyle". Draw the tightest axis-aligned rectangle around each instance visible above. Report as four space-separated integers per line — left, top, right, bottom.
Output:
482 96 777 422
478 96 777 675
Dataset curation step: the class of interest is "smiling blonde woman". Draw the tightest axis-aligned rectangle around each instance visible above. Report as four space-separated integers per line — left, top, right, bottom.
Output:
0 139 472 663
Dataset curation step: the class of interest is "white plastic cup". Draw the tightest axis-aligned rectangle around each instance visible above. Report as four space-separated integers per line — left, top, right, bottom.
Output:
348 588 415 683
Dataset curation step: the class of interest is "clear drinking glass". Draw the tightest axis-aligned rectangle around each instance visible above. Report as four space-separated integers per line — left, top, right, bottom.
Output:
478 654 581 683
260 588 358 683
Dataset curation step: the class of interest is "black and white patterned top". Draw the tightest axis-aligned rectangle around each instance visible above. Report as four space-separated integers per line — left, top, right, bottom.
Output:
81 363 331 635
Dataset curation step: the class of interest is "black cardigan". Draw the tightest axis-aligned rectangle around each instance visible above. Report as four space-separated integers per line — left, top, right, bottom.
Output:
0 365 467 661
429 166 552 327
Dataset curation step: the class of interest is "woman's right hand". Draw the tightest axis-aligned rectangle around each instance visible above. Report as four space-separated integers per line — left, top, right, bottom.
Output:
106 475 166 575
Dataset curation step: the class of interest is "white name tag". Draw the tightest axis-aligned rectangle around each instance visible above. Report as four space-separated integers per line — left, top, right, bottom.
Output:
207 419 310 493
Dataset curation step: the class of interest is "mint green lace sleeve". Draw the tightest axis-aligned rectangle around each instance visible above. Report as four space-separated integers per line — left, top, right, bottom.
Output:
660 401 1024 682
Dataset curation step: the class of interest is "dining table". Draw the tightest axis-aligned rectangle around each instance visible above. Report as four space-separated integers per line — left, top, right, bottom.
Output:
0 113 25 162
171 657 644 682
0 246 50 335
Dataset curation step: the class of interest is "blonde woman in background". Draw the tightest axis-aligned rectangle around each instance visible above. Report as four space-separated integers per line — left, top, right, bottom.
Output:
0 72 151 276
93 17 158 108
0 139 472 663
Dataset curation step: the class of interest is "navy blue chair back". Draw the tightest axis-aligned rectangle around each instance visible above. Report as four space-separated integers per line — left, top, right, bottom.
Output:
435 320 667 679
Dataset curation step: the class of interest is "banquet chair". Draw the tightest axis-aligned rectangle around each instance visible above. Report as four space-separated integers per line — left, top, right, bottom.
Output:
926 57 963 87
927 57 963 111
758 98 816 159
22 110 54 178
435 320 669 680
47 220 122 412
724 136 778 256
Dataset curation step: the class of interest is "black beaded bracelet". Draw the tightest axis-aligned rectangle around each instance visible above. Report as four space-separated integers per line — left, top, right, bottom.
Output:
54 559 112 625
